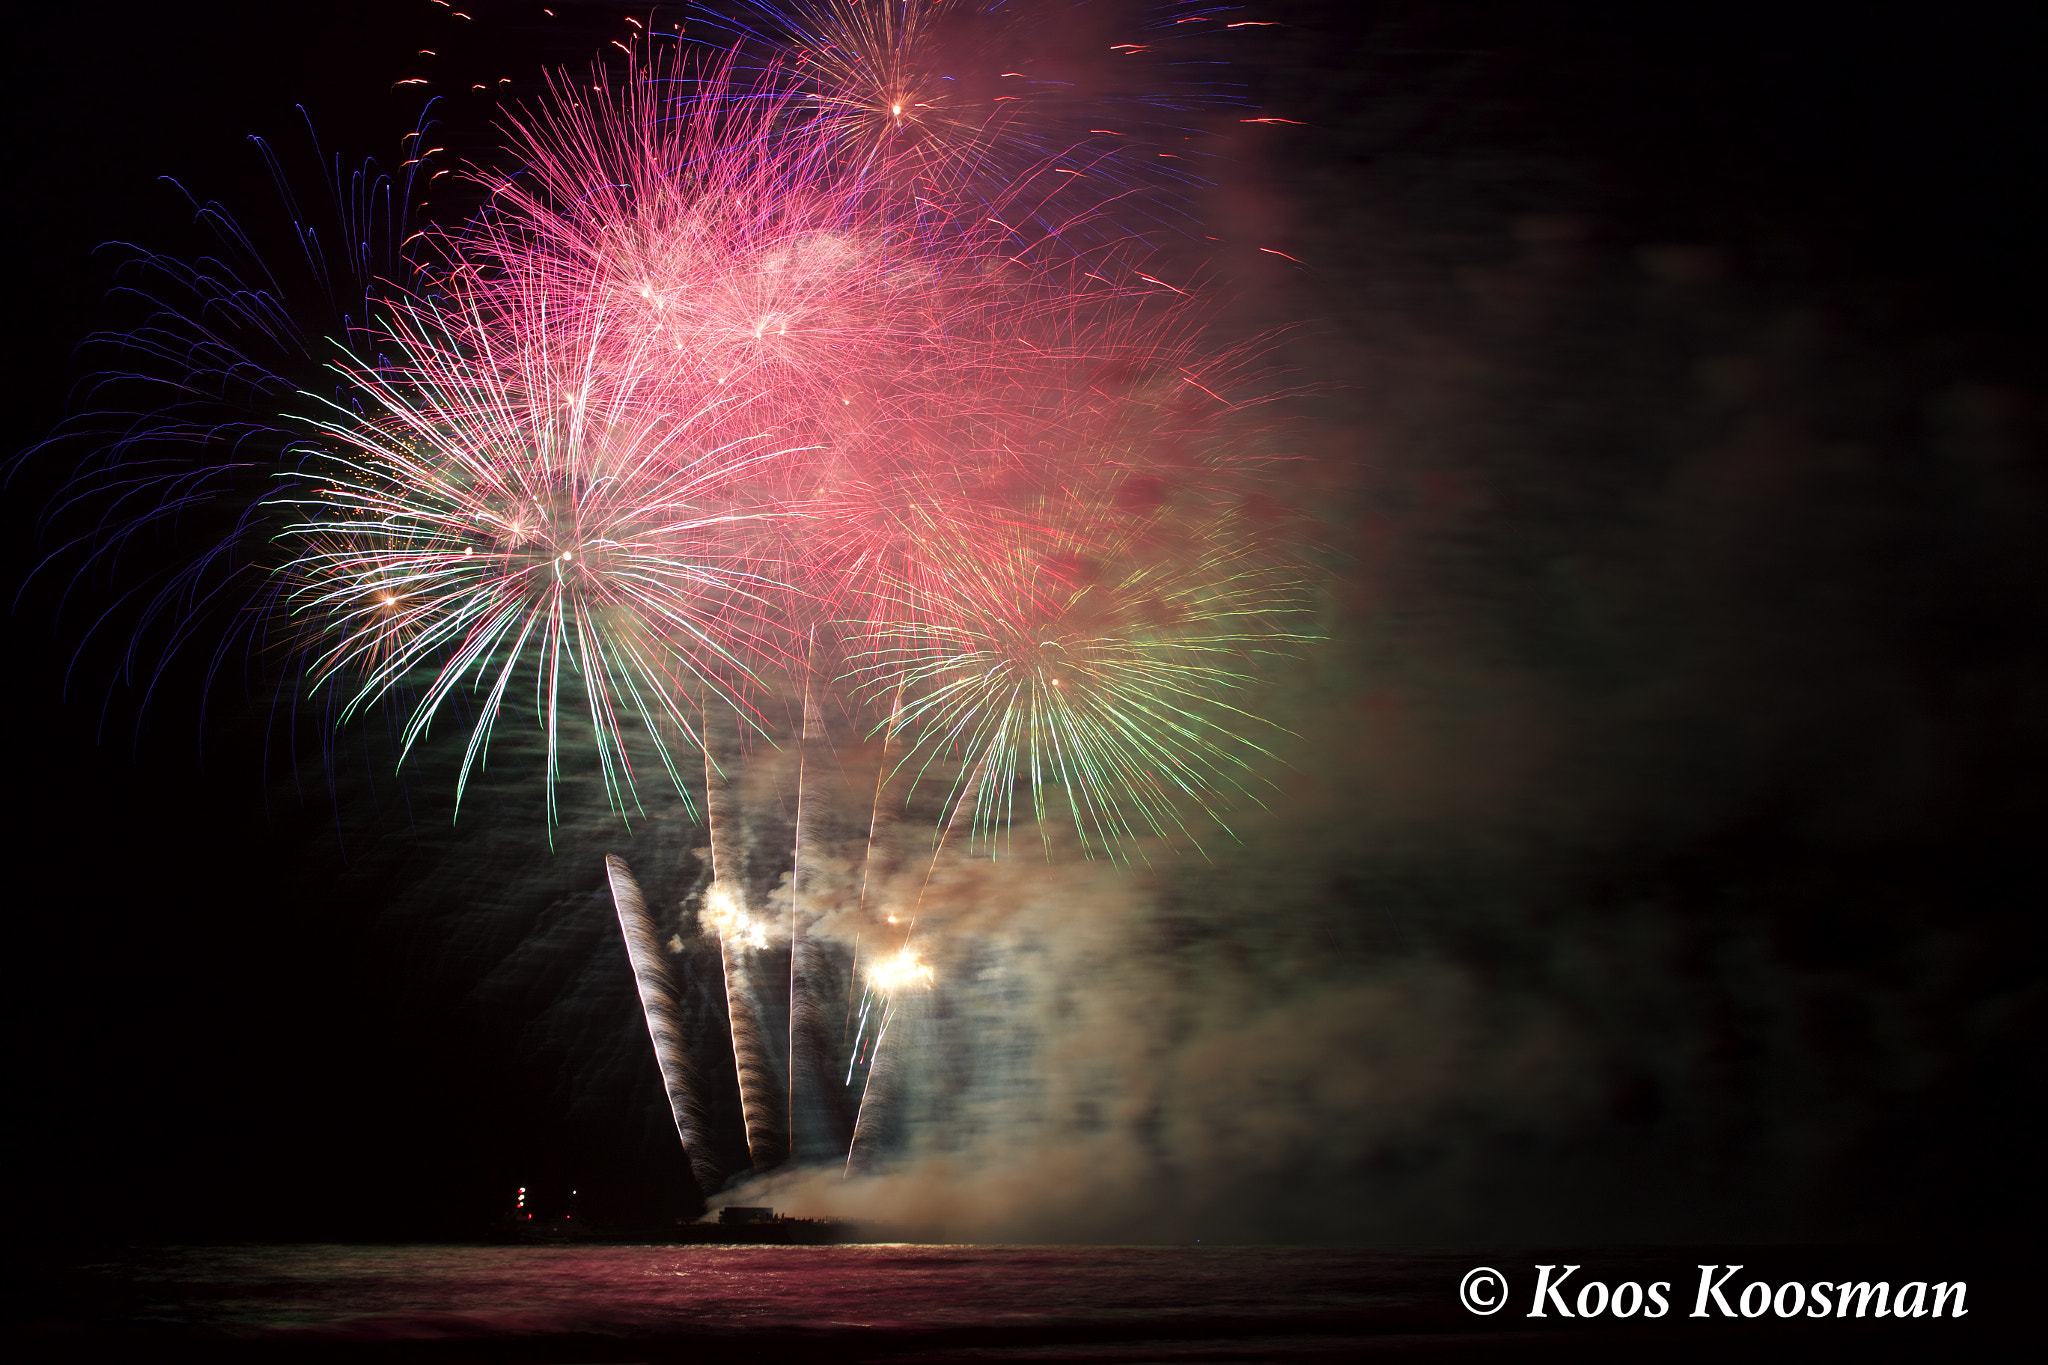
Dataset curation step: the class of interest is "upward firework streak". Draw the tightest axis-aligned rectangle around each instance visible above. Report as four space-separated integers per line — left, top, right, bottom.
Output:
698 705 791 1173
844 940 935 1176
606 855 724 1196
44 9 1315 1199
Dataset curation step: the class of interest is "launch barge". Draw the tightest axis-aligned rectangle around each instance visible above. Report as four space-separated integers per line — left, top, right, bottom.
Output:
491 1206 896 1245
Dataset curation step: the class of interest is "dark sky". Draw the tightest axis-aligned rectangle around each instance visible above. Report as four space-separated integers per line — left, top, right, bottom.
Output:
3 0 2045 1244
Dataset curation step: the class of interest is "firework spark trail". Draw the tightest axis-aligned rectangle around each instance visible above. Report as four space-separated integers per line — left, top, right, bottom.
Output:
605 854 725 1197
715 922 788 1172
844 678 914 1030
837 739 989 1167
786 659 857 1159
832 677 911 1100
700 703 791 1171
836 714 1002 1147
843 941 936 1176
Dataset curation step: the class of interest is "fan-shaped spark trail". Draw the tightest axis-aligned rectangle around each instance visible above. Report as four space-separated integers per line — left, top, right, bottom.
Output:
606 854 726 1198
700 704 791 1172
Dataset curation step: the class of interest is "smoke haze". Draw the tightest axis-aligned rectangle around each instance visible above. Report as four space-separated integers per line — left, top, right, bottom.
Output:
3 0 2041 1248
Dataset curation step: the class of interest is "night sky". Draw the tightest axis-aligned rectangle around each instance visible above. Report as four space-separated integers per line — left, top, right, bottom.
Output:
3 0 2044 1246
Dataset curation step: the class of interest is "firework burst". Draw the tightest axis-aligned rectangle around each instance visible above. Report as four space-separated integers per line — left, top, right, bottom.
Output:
726 0 1249 254
855 521 1313 859
466 48 1030 444
19 118 429 721
278 272 800 826
36 13 1319 1193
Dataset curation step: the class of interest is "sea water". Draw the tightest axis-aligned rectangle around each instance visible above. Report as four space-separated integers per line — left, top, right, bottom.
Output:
4 1242 2000 1362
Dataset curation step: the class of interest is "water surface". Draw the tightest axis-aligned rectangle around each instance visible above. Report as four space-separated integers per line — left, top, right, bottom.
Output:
4 1242 2001 1362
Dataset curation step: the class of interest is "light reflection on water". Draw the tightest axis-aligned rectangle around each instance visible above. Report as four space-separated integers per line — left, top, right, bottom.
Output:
24 1244 1441 1360
20 1244 1961 1362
